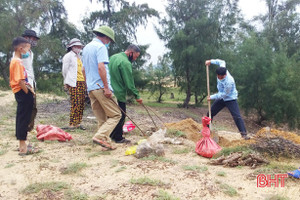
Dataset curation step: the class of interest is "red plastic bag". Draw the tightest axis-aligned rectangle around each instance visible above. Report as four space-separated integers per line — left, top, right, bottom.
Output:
123 121 135 133
36 125 73 141
195 117 222 158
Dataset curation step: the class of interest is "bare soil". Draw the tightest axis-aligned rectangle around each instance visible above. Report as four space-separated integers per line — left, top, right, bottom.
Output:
0 90 299 200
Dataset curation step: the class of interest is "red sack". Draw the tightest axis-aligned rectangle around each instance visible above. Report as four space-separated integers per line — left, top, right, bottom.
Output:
195 117 222 158
36 125 73 142
122 121 135 133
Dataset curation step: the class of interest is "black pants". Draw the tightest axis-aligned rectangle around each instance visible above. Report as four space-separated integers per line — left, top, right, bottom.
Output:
15 90 34 140
28 91 37 132
208 99 247 135
110 101 126 141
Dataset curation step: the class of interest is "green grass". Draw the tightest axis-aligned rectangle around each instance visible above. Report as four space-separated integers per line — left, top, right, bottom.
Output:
4 163 15 168
265 195 290 200
213 145 253 158
182 165 208 172
61 162 88 174
0 149 8 156
64 189 89 200
216 171 226 177
172 147 190 154
255 162 297 175
216 182 238 197
22 182 69 194
87 151 111 158
110 159 119 168
167 129 186 138
141 155 177 164
115 166 127 173
154 189 180 200
130 177 166 186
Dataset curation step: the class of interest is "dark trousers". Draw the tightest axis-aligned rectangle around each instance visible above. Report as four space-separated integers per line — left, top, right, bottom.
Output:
28 91 37 132
110 101 126 141
208 99 247 135
15 90 34 140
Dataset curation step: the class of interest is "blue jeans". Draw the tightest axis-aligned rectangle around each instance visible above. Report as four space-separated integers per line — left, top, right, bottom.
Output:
208 99 247 135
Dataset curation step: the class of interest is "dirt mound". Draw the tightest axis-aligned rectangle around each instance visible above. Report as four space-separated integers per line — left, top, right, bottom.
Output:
251 127 300 158
255 127 300 144
165 118 203 142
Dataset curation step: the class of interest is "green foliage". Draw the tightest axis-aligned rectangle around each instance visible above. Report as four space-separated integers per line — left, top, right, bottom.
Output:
146 56 173 103
158 0 240 107
154 190 180 200
130 177 166 186
265 195 290 200
182 165 208 172
61 162 88 174
22 181 69 194
213 146 253 158
64 189 89 200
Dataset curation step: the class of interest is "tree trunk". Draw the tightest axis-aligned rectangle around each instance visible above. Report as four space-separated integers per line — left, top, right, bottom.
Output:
183 67 191 108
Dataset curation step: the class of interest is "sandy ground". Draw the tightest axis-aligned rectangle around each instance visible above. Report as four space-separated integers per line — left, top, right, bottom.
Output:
0 91 299 200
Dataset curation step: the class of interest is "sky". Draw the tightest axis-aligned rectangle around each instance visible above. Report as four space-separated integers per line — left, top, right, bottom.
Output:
64 0 268 64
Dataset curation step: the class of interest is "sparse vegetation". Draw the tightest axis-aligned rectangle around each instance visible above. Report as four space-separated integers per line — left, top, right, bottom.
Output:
216 171 226 177
115 166 127 173
64 189 89 200
22 182 69 194
141 155 177 164
265 195 290 200
167 129 186 138
130 177 166 187
216 182 238 197
88 151 111 158
154 189 180 200
60 162 88 174
182 165 208 172
172 147 190 154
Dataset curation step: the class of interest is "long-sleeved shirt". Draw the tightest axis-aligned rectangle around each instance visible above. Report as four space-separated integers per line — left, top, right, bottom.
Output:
109 52 140 103
210 59 238 101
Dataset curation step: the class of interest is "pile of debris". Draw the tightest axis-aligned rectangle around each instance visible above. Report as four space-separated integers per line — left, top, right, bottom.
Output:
251 127 300 158
209 152 269 168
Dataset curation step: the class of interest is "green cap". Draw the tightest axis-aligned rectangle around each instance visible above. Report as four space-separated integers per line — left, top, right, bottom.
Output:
93 26 115 42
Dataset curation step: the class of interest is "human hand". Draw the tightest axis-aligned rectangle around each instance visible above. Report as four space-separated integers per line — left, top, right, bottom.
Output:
103 88 112 98
207 97 211 101
64 84 70 90
136 98 143 104
205 60 211 66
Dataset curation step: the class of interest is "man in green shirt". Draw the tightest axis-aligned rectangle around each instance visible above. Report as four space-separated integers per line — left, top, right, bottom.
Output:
109 44 142 143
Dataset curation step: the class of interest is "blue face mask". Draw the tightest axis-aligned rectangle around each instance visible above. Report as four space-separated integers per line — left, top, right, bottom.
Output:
21 51 30 59
105 42 110 48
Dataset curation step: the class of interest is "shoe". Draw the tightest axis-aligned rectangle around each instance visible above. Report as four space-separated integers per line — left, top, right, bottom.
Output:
76 125 86 130
115 138 131 144
93 138 116 150
18 145 40 156
242 135 250 140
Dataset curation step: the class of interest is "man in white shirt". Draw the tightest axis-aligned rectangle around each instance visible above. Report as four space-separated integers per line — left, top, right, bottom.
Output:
22 29 40 131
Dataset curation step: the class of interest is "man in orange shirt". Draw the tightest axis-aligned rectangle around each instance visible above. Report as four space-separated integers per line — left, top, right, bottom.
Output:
10 37 36 156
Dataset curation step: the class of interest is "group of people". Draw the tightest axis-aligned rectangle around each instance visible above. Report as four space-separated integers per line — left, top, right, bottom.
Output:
9 25 249 155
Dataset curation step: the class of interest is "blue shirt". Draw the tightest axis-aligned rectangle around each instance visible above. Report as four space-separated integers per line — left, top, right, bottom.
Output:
210 59 238 101
82 38 112 92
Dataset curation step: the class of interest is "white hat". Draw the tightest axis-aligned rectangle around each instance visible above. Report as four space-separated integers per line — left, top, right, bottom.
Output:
67 38 83 48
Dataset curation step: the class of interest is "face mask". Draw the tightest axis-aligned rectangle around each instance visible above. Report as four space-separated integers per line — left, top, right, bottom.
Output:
28 39 37 47
128 52 134 62
105 42 110 48
21 51 30 59
72 47 81 54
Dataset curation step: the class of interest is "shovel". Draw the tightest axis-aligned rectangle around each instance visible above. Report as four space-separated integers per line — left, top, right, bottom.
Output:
206 64 212 130
141 103 158 130
96 83 146 136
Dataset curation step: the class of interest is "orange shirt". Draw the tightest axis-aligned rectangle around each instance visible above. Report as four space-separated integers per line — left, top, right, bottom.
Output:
9 58 27 93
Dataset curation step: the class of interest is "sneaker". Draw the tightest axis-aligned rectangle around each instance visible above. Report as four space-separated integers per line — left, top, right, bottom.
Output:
242 135 250 140
115 138 131 144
